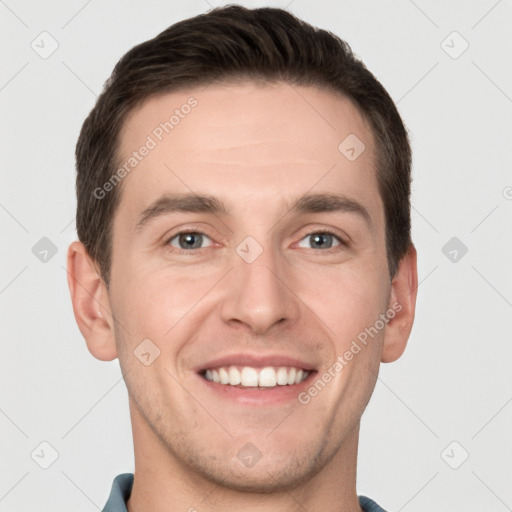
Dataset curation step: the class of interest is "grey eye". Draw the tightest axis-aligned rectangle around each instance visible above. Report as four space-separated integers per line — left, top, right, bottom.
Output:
169 232 212 250
297 232 341 250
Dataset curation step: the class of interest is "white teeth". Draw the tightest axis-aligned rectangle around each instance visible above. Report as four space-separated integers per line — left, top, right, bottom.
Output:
287 367 296 385
203 365 310 388
276 367 288 385
241 367 259 387
228 366 241 385
219 367 230 384
259 367 277 387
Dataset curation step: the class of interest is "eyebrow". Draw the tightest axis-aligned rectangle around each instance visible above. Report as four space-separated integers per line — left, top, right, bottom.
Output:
136 194 228 230
135 192 372 230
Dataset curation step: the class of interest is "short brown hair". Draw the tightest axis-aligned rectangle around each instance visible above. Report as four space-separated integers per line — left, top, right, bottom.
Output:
76 5 412 285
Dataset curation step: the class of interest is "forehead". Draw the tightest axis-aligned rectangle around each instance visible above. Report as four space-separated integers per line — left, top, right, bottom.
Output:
115 81 381 225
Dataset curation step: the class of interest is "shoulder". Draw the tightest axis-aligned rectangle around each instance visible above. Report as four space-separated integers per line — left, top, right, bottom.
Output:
102 473 134 512
359 495 389 512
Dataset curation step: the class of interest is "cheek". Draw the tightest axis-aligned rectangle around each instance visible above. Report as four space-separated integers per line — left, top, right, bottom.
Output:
111 262 215 348
302 264 389 346
110 270 202 401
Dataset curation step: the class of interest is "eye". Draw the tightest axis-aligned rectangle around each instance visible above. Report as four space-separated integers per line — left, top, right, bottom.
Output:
167 231 213 251
297 231 344 250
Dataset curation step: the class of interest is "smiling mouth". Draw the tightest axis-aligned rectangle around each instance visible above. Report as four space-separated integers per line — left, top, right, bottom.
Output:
201 365 311 389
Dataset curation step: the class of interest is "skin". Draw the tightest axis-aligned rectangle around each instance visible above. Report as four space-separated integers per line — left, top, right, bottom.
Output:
67 81 417 512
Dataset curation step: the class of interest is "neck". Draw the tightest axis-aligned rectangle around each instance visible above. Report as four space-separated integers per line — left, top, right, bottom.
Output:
127 401 363 512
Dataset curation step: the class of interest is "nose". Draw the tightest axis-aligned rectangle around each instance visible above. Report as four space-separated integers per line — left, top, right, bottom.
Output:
220 243 300 335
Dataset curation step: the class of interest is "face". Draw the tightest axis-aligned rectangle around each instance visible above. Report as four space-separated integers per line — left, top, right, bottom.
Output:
105 82 396 491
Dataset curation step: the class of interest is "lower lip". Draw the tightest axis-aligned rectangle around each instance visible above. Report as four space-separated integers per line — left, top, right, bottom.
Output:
198 372 316 405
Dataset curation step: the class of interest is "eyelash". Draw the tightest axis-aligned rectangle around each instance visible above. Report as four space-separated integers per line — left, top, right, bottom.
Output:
165 228 348 255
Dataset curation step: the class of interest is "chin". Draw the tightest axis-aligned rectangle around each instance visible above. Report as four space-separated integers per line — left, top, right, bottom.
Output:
180 442 327 494
197 464 314 494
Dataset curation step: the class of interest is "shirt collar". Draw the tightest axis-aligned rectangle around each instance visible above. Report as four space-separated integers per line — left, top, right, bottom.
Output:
101 473 387 512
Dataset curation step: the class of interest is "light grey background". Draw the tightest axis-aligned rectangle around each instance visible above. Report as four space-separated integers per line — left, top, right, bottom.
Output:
1 0 511 510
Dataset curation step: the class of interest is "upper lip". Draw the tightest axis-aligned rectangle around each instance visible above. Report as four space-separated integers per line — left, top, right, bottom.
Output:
195 353 317 373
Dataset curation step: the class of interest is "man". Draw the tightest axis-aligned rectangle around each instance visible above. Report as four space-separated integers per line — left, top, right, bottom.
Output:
67 5 417 512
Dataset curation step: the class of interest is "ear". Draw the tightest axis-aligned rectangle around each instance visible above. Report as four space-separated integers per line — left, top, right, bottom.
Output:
66 241 118 361
381 244 418 363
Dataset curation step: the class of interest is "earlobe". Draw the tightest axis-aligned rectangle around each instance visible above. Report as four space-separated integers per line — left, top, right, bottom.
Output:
66 241 118 361
381 244 418 363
